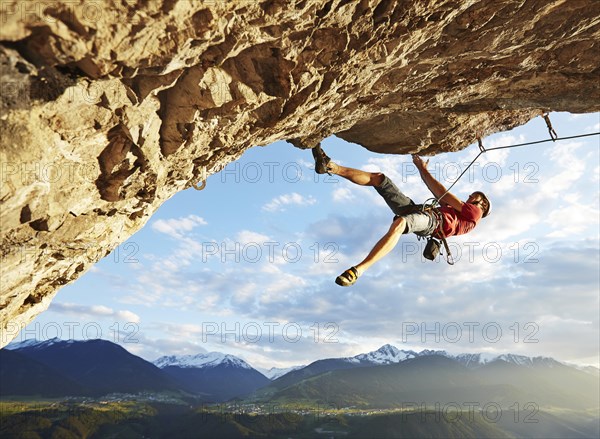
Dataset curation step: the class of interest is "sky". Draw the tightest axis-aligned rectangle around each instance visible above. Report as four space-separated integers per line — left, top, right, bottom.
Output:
11 111 600 371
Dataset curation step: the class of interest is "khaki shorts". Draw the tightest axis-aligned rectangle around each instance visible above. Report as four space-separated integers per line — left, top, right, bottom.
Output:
374 175 437 236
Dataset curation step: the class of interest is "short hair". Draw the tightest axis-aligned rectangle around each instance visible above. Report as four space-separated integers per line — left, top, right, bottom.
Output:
472 191 491 217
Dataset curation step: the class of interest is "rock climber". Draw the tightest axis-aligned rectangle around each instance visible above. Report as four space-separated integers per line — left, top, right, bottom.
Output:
311 144 491 286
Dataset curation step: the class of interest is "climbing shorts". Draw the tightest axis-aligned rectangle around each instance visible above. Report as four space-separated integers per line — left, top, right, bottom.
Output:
374 174 437 236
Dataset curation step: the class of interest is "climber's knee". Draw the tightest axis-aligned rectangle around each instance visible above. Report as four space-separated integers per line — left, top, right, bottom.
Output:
372 172 385 186
389 216 407 235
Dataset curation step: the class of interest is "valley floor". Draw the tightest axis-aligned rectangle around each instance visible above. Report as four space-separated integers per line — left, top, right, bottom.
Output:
1 398 598 439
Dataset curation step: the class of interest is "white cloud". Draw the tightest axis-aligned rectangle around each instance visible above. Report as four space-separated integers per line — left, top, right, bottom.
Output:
115 310 141 322
236 230 271 245
152 215 207 239
49 302 141 323
592 166 599 183
262 192 316 212
467 198 541 241
297 157 315 172
332 186 354 202
364 155 408 183
538 142 585 197
121 330 210 361
537 315 593 326
546 199 599 238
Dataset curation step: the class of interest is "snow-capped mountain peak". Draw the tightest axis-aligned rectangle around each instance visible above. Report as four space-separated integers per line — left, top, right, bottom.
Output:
153 352 252 370
261 365 306 380
453 352 498 367
5 338 76 350
496 353 533 366
347 345 565 370
418 349 449 357
453 352 566 369
352 344 419 365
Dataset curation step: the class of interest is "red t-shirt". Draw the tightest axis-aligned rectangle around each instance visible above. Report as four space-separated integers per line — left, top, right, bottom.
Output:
437 202 482 237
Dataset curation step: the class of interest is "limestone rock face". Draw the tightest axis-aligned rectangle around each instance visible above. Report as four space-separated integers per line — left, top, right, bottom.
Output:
1 0 599 346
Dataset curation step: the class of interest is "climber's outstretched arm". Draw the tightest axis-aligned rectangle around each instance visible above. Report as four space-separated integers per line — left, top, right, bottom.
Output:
412 155 464 212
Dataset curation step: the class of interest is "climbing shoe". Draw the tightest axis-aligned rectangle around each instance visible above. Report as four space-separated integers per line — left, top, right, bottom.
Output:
312 143 332 174
335 266 359 287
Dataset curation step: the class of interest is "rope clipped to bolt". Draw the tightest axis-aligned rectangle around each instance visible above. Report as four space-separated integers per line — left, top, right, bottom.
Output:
433 114 599 204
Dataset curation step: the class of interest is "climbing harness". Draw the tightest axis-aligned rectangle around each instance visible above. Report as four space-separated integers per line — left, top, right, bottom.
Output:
393 201 455 265
418 199 454 265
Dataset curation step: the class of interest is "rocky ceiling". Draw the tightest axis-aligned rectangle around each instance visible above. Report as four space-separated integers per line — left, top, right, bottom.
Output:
1 0 599 347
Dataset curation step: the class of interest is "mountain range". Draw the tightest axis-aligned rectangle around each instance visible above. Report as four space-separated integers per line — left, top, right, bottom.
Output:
2 339 598 408
153 352 270 401
250 353 599 410
1 338 181 397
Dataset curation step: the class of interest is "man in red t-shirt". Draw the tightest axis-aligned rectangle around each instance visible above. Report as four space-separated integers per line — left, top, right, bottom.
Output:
312 145 490 287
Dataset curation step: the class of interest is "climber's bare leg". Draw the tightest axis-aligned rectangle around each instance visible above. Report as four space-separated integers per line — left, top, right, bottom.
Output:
329 162 384 187
354 216 406 276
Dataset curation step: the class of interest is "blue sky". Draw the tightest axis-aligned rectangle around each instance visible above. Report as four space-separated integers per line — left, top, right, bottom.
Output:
14 112 600 370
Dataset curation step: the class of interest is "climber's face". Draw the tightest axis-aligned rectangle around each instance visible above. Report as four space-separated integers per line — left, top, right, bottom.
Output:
467 192 483 205
467 191 491 217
